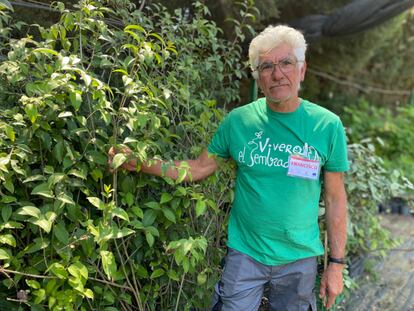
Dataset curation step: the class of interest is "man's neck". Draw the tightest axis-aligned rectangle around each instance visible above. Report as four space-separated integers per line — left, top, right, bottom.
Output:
267 97 301 113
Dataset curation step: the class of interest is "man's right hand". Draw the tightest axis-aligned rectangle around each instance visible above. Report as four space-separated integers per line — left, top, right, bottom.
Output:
107 146 137 172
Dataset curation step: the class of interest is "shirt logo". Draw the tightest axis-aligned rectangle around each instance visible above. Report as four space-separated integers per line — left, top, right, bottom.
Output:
237 131 320 168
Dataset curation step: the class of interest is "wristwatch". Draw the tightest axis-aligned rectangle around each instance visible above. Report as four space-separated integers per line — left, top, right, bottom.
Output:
328 256 347 265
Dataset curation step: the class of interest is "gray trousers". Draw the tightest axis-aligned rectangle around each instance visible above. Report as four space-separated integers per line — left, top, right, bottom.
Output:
211 248 317 311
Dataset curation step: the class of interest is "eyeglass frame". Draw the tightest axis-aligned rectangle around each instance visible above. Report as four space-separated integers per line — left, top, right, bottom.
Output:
255 57 304 76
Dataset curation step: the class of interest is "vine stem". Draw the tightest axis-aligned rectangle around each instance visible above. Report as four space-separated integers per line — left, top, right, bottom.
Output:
0 267 56 279
174 272 186 311
0 267 134 291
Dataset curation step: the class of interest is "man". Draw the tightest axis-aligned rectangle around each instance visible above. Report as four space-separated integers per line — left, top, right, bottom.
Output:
108 25 348 311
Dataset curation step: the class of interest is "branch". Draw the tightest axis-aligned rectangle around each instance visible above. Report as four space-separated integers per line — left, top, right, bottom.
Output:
0 267 55 279
308 67 411 96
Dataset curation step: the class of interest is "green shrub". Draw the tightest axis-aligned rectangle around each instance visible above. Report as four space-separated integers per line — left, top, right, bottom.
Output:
343 99 414 185
345 141 412 258
0 1 257 309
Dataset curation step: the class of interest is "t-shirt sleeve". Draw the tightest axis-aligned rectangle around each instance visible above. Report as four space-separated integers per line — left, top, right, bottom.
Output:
324 119 349 172
207 113 232 159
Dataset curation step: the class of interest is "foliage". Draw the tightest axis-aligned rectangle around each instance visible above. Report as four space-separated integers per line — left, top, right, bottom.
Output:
1 0 412 310
0 0 254 309
343 99 414 185
345 141 412 258
314 139 413 310
278 2 413 109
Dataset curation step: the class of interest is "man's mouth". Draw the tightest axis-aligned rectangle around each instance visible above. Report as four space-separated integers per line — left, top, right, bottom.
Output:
270 84 289 89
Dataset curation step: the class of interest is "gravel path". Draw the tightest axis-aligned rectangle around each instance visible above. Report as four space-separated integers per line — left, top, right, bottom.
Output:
343 215 414 311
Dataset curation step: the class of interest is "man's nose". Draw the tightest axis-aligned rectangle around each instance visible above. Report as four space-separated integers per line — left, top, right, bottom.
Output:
271 64 285 79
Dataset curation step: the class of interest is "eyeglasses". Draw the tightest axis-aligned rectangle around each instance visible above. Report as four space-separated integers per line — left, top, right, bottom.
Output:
256 58 302 76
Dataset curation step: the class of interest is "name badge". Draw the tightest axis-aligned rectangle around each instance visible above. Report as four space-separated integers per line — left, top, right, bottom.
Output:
287 155 321 180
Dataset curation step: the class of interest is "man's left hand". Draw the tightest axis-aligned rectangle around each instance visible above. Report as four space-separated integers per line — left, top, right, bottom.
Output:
319 263 344 309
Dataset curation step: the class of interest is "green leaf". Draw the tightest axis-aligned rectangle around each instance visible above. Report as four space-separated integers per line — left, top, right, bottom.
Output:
111 208 130 222
136 265 148 278
23 175 46 183
0 155 10 168
68 262 88 281
26 279 40 289
1 195 16 203
0 234 16 247
162 208 176 223
150 268 165 279
144 201 160 210
111 153 127 170
124 192 134 207
142 210 157 226
195 200 206 217
4 179 14 193
44 165 54 174
47 262 68 279
17 206 41 218
87 197 105 210
33 48 59 56
182 256 190 273
1 221 23 229
31 183 54 198
145 226 159 237
53 221 69 244
24 103 38 124
52 141 64 163
197 272 207 285
176 168 187 183
173 186 187 196
32 212 57 233
149 33 165 46
113 228 134 239
57 192 76 205
124 25 146 34
112 68 129 76
69 91 82 110
84 288 94 299
5 125 15 142
130 220 144 229
131 206 143 219
100 250 117 280
58 111 73 118
23 237 49 254
160 192 173 204
0 0 13 11
68 168 87 180
11 160 25 176
167 269 180 281
33 288 46 304
1 205 12 222
145 232 154 247
0 248 11 260
48 173 65 186
86 151 107 165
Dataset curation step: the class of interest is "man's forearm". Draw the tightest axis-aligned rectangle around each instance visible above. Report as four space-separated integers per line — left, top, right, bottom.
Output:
109 147 218 182
324 172 348 259
141 160 187 180
325 197 347 259
140 151 218 182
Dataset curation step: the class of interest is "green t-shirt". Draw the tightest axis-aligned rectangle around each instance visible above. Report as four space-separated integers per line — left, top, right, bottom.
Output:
208 98 349 265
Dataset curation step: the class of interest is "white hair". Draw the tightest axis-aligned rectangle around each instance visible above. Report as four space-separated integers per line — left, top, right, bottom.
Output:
249 25 307 79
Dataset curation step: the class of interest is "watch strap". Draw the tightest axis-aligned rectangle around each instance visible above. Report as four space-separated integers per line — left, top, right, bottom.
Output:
328 256 347 265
